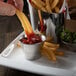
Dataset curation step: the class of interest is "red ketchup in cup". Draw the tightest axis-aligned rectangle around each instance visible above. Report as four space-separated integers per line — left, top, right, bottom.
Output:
20 34 42 44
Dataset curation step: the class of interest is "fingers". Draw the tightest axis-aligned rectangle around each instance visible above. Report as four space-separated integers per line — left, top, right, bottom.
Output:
0 0 23 16
7 0 24 11
0 1 16 16
0 0 4 1
15 0 24 11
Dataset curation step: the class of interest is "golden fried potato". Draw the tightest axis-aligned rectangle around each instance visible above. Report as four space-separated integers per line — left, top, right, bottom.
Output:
57 0 64 9
44 42 60 49
42 45 56 61
51 0 59 9
54 6 60 13
49 0 53 4
55 51 64 56
45 35 53 42
30 0 63 13
41 49 52 60
38 0 46 6
31 0 47 12
43 44 57 52
45 0 52 13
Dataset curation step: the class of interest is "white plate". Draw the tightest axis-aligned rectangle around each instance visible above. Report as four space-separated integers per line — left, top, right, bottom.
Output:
0 32 76 76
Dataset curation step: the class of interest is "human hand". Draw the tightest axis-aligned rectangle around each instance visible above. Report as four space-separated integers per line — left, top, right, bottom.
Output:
0 0 24 16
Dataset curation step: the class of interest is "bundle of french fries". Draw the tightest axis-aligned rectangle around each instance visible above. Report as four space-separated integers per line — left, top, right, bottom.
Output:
16 9 34 36
30 0 63 13
41 36 64 62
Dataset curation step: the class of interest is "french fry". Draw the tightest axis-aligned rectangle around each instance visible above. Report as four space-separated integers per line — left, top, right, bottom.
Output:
31 0 47 12
45 35 53 42
55 51 64 56
38 10 43 25
31 1 40 10
51 0 59 9
41 49 52 60
43 44 57 52
16 9 34 34
54 7 60 13
42 0 46 3
16 10 28 33
49 0 53 4
45 0 52 13
38 0 46 6
30 0 63 14
50 51 56 61
42 45 56 61
41 38 64 61
44 42 60 49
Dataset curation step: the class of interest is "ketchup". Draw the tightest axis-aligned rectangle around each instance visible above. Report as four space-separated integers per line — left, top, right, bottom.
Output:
38 21 47 33
20 34 42 44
